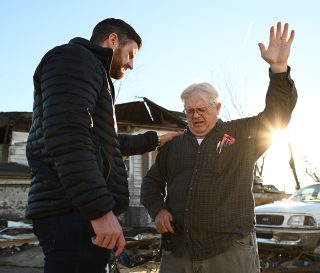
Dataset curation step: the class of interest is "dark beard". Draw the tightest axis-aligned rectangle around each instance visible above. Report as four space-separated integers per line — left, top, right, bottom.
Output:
110 48 124 80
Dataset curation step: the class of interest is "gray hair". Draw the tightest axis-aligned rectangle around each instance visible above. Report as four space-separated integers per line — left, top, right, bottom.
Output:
180 82 221 105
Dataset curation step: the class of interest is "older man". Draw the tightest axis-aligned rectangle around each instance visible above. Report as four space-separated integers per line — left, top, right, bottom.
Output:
141 22 297 273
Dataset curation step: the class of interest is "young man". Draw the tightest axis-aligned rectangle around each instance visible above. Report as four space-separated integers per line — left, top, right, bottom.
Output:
141 22 297 273
26 18 179 273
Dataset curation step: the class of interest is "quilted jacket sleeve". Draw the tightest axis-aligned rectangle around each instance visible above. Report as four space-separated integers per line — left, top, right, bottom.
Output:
118 131 158 156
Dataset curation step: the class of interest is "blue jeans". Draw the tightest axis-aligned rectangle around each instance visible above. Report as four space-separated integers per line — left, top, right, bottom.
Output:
32 211 110 273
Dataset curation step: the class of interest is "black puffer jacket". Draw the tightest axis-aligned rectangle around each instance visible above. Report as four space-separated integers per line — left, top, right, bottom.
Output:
26 38 158 220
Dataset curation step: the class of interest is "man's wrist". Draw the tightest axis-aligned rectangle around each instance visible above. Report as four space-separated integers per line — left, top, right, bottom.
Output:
270 63 288 74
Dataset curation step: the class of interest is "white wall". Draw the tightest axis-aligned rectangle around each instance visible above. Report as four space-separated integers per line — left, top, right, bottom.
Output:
8 131 28 166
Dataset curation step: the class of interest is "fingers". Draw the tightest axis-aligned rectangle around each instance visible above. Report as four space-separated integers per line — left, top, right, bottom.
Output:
156 220 172 233
114 234 125 256
258 43 266 56
275 22 282 40
281 22 288 41
92 234 110 248
266 21 295 49
166 221 174 233
91 229 122 249
273 22 294 43
260 21 294 73
92 232 125 256
91 211 125 254
155 209 174 233
269 25 275 42
106 233 118 250
160 131 183 147
287 29 295 46
157 218 174 233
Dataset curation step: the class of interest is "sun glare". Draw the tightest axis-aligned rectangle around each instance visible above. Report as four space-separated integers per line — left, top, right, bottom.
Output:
269 130 291 167
262 125 319 193
262 129 294 192
271 130 289 149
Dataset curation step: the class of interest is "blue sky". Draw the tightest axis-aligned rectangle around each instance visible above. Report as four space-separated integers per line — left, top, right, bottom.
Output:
1 0 319 191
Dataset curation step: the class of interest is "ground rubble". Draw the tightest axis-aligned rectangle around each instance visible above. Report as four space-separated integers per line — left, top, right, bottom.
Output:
0 220 320 273
259 250 320 272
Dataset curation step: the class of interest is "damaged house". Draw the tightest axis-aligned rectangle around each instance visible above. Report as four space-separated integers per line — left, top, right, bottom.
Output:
0 112 32 220
0 98 186 226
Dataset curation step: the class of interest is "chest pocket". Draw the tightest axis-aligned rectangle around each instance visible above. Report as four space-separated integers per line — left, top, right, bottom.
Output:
203 141 239 175
215 143 239 174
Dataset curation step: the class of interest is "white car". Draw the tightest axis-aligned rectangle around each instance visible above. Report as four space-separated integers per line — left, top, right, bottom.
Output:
255 183 320 254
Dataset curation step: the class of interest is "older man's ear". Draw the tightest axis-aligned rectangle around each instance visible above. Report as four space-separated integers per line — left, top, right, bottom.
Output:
216 102 222 115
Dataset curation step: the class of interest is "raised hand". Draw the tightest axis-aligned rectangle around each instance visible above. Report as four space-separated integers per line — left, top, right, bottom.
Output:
258 22 295 73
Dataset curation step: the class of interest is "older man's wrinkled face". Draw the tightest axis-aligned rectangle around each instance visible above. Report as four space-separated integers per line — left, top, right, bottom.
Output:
184 94 221 138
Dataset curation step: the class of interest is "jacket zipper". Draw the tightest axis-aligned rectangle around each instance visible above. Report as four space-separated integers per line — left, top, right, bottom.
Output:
87 108 94 128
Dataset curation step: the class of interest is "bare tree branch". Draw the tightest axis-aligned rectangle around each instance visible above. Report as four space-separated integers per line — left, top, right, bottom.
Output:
305 159 320 183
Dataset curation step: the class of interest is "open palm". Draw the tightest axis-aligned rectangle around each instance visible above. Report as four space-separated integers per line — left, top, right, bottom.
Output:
259 22 295 73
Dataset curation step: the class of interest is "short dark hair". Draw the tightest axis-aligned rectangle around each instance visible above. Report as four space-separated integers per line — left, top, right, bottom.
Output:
90 18 142 49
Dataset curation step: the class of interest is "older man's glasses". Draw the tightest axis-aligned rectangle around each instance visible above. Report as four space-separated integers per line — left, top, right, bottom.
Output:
183 103 215 116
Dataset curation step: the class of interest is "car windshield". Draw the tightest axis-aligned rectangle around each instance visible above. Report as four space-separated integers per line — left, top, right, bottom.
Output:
288 184 320 202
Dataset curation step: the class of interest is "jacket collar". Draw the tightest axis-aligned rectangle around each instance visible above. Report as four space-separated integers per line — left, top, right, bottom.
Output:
69 37 113 74
69 37 116 100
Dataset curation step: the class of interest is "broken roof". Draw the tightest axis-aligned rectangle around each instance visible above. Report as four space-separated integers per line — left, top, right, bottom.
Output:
0 98 187 134
115 97 187 129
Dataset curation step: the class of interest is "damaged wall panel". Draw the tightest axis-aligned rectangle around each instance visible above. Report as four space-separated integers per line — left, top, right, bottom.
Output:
0 178 30 220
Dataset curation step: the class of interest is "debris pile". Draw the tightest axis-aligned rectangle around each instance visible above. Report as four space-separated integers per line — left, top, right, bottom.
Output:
108 226 161 272
0 219 37 258
260 251 320 272
253 180 291 206
1 222 320 273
